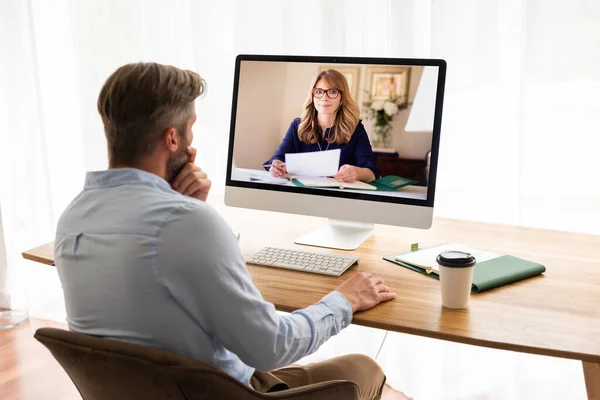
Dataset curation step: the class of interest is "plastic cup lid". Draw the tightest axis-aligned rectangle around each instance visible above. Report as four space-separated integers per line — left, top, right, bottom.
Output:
436 250 477 268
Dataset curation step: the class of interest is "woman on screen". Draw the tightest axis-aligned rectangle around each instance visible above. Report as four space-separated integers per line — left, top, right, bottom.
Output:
264 69 379 183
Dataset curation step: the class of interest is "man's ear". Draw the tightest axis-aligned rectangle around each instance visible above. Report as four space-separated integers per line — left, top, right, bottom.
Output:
162 127 179 153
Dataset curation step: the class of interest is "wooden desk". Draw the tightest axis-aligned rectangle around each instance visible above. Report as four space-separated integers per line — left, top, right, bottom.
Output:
235 168 428 200
22 204 600 398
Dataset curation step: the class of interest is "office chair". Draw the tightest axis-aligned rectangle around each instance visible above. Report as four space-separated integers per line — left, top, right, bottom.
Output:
34 327 359 400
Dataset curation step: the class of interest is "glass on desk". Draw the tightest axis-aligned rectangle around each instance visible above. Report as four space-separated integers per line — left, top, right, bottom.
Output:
0 268 30 329
1 225 30 329
0 310 29 330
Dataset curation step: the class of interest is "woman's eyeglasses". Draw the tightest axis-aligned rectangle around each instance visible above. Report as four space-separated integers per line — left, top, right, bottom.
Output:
313 88 341 99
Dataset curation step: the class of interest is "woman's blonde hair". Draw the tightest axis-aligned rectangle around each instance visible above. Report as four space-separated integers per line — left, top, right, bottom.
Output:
297 69 360 145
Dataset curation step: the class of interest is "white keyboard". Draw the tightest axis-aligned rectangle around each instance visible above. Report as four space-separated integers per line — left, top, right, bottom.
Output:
247 247 359 277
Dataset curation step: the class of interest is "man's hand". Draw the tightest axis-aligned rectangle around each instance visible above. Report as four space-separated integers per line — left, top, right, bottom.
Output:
333 165 357 183
171 146 212 202
269 159 287 177
336 272 396 313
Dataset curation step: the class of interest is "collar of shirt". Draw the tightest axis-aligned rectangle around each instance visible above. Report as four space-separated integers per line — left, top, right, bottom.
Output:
84 168 174 194
317 126 332 148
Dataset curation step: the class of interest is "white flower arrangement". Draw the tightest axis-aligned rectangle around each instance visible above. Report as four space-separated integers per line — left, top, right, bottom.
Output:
370 101 384 111
370 100 399 116
363 98 400 128
362 93 406 148
383 101 399 116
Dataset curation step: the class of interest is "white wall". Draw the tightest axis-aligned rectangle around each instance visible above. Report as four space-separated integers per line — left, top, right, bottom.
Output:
233 61 288 169
280 63 320 136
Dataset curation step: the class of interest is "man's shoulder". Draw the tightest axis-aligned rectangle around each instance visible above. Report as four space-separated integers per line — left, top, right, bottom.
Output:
160 198 226 235
156 199 239 265
56 185 214 236
167 197 213 219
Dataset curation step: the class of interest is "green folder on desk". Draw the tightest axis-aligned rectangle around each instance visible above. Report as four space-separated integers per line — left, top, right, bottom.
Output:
384 244 546 293
371 175 418 191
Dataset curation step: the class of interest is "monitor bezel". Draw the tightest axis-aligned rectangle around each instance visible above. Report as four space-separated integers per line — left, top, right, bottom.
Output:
225 54 446 208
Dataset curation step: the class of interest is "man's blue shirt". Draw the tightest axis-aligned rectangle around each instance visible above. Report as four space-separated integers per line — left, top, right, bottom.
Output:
55 168 353 386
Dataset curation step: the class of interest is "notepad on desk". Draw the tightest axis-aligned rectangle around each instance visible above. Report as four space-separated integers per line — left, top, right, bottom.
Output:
294 176 377 190
248 172 290 185
384 243 546 292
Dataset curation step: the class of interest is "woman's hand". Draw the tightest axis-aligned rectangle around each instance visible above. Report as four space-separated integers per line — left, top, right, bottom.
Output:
269 159 287 177
334 164 358 183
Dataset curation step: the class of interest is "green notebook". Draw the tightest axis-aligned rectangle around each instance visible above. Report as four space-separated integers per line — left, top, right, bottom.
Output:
384 244 546 293
372 175 419 191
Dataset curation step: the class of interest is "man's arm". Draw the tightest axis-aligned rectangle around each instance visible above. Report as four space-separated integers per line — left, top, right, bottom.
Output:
154 203 352 371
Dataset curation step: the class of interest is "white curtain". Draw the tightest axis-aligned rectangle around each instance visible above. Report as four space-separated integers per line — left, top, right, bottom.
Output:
1 0 597 398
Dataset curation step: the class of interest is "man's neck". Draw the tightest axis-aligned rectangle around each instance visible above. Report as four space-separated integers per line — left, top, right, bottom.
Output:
109 161 167 181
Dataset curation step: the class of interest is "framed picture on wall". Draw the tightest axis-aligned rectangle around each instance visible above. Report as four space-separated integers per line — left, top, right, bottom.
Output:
365 66 411 107
319 65 361 101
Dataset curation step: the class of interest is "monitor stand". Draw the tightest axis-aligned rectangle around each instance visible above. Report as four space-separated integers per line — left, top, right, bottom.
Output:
294 219 374 251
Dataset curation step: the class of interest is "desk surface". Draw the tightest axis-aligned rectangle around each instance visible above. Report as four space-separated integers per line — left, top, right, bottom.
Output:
22 199 600 365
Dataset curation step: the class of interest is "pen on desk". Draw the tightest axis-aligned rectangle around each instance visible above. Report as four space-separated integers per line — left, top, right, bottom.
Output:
262 163 291 181
256 164 293 182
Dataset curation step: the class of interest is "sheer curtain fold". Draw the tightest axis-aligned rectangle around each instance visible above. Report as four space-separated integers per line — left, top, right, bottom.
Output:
1 0 59 310
1 0 597 398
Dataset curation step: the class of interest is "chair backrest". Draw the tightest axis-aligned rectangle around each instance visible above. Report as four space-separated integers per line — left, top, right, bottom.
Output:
34 327 359 400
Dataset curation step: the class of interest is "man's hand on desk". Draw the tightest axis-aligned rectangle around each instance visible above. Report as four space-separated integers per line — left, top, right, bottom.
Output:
171 146 212 202
336 272 397 313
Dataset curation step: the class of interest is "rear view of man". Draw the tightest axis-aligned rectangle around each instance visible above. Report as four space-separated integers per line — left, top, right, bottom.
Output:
55 62 410 399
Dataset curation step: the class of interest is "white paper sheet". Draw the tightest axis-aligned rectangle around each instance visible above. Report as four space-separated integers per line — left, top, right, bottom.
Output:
285 149 340 177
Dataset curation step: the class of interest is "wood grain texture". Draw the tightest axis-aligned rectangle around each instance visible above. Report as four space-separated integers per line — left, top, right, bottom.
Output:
584 362 600 400
22 198 600 366
0 318 80 400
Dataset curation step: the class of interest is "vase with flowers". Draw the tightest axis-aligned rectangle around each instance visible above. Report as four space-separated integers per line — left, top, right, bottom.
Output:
362 95 401 149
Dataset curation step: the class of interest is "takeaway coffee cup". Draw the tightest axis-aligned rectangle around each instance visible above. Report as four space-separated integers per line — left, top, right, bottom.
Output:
436 250 477 309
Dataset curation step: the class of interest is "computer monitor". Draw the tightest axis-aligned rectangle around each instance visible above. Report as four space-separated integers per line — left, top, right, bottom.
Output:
225 55 446 250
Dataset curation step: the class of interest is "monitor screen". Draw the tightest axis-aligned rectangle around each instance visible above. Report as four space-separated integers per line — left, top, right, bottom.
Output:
225 55 446 249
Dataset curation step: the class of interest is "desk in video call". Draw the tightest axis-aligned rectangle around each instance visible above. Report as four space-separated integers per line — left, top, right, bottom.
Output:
236 168 428 200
